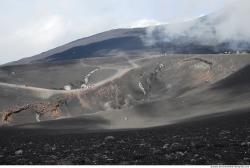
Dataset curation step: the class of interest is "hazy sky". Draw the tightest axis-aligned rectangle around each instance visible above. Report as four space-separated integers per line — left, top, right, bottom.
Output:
0 0 231 64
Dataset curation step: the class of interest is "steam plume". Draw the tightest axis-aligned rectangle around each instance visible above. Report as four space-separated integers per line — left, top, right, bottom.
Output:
144 0 250 51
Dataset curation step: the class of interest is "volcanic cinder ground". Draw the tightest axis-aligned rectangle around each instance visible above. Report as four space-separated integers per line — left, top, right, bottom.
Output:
0 53 250 165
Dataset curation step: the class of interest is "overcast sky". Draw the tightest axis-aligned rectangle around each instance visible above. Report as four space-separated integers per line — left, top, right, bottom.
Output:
0 0 232 64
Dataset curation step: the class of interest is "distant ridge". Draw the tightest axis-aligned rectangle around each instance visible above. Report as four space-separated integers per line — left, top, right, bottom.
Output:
6 14 250 66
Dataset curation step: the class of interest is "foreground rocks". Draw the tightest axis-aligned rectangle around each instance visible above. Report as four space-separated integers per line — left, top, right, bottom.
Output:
0 109 250 165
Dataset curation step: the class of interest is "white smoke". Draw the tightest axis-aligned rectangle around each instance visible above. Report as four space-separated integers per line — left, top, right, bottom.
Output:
144 0 250 49
215 0 250 42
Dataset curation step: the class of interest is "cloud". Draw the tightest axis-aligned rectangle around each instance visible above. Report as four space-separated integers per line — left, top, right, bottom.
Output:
0 15 68 64
129 19 165 28
15 15 67 48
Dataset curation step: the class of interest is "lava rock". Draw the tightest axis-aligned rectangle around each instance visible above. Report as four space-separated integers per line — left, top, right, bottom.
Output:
51 145 56 151
15 150 23 155
105 136 115 141
215 154 222 159
170 143 185 152
241 142 250 146
162 144 169 149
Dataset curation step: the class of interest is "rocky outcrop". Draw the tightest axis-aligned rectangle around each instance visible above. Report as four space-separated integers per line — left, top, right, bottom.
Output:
1 98 67 124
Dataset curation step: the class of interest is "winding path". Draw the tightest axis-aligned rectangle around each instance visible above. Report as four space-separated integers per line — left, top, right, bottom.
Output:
0 56 144 99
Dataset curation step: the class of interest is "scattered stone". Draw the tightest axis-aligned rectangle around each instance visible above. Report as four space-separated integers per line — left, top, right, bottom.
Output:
45 160 56 164
44 144 50 147
57 159 72 165
102 155 108 159
176 151 185 157
194 154 199 158
191 140 206 149
119 161 130 165
118 140 126 143
44 144 51 152
219 130 231 135
151 148 161 154
214 143 227 148
238 161 249 165
105 136 115 141
215 154 222 159
190 159 196 163
172 135 180 139
197 157 207 164
93 143 103 148
51 145 56 151
170 143 184 151
63 149 70 153
50 155 58 160
241 142 250 146
165 154 173 160
15 150 23 155
106 158 114 161
163 144 169 149
139 143 146 147
73 148 81 152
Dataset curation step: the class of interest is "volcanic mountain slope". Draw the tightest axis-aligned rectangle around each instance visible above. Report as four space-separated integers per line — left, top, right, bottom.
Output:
6 12 250 66
1 53 250 131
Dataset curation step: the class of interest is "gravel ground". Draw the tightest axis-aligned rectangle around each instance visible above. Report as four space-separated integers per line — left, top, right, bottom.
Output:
0 108 250 165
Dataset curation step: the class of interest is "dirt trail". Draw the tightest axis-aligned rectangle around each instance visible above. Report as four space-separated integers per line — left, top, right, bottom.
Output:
0 55 148 99
0 82 60 99
1 54 208 99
